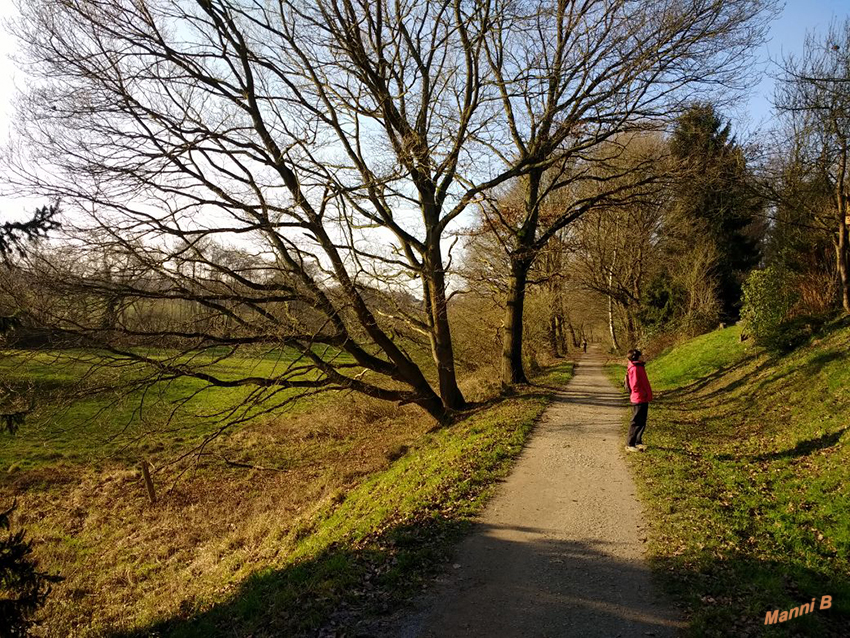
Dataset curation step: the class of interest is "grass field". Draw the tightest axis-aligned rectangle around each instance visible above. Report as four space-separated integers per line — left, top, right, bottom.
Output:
611 322 850 637
0 346 572 636
0 347 347 472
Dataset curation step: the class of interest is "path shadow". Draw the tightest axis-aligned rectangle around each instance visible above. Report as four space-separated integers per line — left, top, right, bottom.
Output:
376 525 684 638
548 391 626 409
107 510 849 638
112 516 687 638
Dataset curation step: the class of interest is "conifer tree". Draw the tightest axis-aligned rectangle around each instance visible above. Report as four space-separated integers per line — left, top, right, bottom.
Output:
668 104 764 320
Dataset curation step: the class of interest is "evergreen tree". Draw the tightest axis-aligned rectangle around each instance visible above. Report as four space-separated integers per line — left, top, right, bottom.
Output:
668 104 764 320
0 206 59 259
0 207 62 634
0 502 61 636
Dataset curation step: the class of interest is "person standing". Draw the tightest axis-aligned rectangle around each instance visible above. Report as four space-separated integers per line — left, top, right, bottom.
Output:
624 349 652 452
581 337 588 353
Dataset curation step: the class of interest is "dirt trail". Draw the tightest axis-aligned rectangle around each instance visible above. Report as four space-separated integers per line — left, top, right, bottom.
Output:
383 347 684 637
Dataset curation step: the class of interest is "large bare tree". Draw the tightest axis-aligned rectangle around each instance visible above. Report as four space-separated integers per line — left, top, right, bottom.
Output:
4 0 778 427
6 0 552 424
479 0 777 384
775 19 850 314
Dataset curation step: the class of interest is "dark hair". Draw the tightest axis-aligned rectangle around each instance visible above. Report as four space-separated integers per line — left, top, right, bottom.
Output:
627 349 641 361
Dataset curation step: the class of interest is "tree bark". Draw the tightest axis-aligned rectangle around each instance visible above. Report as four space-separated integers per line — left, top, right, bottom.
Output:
838 222 850 313
836 148 850 314
608 293 620 351
501 258 531 386
427 279 466 410
625 306 637 346
547 314 559 357
567 321 579 348
501 168 543 387
424 229 466 411
608 247 620 351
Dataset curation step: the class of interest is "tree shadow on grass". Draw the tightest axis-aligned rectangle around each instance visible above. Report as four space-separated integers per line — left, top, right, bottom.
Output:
795 349 847 375
113 516 475 638
670 346 850 426
715 426 849 463
649 552 850 638
659 356 757 401
107 517 850 638
685 357 778 405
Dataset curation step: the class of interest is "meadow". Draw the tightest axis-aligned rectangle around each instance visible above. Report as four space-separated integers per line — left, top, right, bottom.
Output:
0 345 572 636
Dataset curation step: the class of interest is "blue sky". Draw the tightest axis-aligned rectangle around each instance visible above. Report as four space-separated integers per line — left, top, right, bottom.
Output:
739 0 850 134
0 0 849 220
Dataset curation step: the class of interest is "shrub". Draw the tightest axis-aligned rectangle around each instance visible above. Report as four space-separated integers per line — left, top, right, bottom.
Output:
740 266 797 351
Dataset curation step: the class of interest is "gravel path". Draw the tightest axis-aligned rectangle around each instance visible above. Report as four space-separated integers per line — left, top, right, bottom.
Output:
386 347 684 638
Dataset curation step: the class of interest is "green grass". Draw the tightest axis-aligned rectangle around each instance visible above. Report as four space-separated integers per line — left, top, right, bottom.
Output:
647 325 746 390
0 345 573 636
534 361 575 386
0 347 344 471
615 322 850 637
142 363 574 636
155 391 554 637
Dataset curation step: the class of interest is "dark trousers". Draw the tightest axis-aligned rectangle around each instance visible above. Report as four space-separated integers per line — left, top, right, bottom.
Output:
627 402 648 447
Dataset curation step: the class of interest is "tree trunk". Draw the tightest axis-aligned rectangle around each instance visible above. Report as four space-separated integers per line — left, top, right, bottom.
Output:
834 143 850 314
547 314 559 357
415 390 452 424
549 309 567 358
608 247 620 351
501 258 530 386
501 168 543 388
554 314 568 355
624 306 637 346
608 293 620 351
567 321 579 348
425 251 466 410
838 223 850 313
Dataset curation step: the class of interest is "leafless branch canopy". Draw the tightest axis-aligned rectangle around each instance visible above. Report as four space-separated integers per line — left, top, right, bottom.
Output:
3 0 780 418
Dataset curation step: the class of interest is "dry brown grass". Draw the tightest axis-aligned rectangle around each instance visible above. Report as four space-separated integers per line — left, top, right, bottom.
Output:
4 395 431 637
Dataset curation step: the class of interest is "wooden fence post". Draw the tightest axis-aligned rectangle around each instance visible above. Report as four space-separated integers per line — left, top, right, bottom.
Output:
141 460 157 504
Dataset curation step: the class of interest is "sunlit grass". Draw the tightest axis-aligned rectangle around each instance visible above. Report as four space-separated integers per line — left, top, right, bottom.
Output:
0 346 572 636
0 347 350 471
613 322 850 636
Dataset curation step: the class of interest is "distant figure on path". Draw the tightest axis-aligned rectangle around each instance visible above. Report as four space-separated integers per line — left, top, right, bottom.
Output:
624 349 653 452
581 337 588 353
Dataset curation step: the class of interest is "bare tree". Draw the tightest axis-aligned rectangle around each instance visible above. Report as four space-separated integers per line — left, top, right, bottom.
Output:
6 0 561 425
480 0 777 384
775 19 850 314
570 134 668 348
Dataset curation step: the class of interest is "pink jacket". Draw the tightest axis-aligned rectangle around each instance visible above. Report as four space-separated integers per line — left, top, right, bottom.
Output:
626 361 653 404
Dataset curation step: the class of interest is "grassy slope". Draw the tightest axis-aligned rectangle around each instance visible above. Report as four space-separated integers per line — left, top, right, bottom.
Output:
0 348 342 472
158 389 558 637
157 362 575 636
615 324 849 637
0 345 572 636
